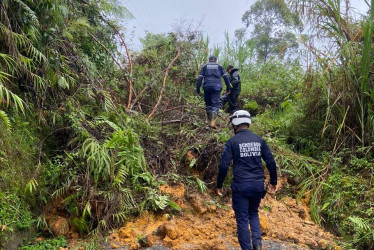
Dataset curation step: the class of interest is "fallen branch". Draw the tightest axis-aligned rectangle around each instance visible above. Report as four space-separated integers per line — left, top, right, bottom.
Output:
88 32 136 107
129 57 177 110
161 119 185 125
129 81 153 110
84 5 137 107
147 48 181 120
111 28 135 108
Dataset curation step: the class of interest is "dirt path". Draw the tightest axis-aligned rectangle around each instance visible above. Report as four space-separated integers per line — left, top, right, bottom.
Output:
102 181 341 250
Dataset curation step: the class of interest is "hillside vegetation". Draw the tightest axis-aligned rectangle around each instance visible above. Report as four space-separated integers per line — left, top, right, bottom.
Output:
0 0 373 249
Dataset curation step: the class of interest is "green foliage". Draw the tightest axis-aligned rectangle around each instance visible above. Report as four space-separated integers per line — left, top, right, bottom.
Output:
0 1 372 249
19 236 67 250
0 115 38 193
0 192 34 244
0 110 11 130
346 216 374 249
241 0 303 62
141 189 170 211
186 176 208 193
243 99 259 112
216 128 231 144
240 60 304 109
40 114 176 232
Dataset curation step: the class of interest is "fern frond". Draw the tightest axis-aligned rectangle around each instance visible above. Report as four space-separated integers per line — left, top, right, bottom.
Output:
0 53 16 72
13 0 39 26
52 186 68 197
348 216 371 232
24 178 38 194
113 164 128 186
95 116 120 132
0 110 11 130
81 137 111 182
112 212 126 224
0 82 25 113
100 90 116 111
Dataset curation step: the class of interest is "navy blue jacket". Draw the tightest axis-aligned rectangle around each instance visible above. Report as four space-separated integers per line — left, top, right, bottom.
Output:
228 68 241 94
196 62 230 93
216 129 277 189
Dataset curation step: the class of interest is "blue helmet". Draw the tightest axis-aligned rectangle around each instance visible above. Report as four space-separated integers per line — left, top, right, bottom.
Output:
209 55 217 62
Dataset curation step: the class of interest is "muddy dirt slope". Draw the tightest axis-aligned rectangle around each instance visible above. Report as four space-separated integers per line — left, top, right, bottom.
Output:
103 181 341 250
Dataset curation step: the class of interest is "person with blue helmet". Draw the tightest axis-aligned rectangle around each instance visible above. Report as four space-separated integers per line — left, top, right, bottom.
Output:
196 55 230 128
216 110 278 250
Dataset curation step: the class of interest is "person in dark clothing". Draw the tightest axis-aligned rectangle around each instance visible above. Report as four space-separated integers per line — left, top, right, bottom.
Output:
216 110 277 250
196 56 230 128
221 65 241 113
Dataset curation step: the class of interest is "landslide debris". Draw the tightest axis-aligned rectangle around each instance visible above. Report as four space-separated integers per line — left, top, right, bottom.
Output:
106 182 341 250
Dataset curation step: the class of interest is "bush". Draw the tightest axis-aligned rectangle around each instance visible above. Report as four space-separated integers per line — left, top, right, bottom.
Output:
19 236 67 250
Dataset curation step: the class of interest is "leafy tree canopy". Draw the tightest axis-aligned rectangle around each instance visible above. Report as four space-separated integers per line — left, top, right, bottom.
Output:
242 0 304 62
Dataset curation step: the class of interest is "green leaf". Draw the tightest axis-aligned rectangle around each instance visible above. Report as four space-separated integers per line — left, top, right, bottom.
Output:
0 110 11 131
189 158 197 168
168 201 181 211
321 202 330 211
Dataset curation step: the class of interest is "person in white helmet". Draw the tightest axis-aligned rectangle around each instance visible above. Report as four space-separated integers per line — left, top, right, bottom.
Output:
216 110 277 250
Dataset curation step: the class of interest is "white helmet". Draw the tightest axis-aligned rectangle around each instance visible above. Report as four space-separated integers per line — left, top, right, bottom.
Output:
230 110 252 126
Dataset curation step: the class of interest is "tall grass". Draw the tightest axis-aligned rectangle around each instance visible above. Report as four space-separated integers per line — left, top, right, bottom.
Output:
289 0 374 148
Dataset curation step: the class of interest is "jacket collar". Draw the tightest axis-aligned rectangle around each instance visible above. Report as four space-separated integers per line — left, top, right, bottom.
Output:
235 128 249 134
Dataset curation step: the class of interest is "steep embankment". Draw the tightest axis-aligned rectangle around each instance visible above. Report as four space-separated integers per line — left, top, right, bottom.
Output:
99 107 341 250
23 105 342 250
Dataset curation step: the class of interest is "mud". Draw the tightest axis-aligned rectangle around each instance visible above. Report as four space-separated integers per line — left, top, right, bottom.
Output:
102 240 308 250
105 182 341 250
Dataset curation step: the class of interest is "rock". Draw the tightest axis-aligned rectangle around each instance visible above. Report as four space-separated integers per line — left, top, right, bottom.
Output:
188 194 207 214
145 234 156 247
46 215 69 236
163 222 179 240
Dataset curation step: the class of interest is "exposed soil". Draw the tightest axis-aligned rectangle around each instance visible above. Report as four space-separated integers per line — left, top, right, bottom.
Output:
104 181 341 250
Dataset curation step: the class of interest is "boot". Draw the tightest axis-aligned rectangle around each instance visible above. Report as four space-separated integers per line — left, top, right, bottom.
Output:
206 111 213 121
209 112 217 129
253 243 262 250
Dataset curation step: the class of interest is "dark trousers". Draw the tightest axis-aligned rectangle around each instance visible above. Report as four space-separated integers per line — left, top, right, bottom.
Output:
232 181 263 250
204 89 221 114
221 93 239 113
